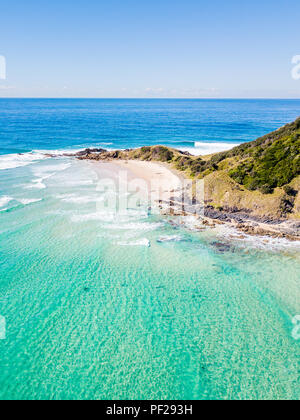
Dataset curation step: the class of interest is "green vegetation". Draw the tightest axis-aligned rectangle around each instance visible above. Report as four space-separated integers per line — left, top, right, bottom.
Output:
132 146 174 162
228 121 300 193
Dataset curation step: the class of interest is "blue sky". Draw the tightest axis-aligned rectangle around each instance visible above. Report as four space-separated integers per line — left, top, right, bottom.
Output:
0 0 300 98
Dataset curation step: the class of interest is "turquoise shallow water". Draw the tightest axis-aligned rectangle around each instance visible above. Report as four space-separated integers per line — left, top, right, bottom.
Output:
0 99 299 400
0 157 299 400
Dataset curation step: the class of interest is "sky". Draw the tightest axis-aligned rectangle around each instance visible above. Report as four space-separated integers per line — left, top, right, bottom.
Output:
0 0 300 98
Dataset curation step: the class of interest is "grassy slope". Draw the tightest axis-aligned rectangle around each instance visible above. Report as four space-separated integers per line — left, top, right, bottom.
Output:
82 118 300 220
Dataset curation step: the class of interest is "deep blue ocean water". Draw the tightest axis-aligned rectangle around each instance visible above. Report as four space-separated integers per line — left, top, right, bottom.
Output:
0 99 300 156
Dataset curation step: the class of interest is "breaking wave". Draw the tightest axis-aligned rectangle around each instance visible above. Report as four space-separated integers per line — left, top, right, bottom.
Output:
0 196 13 208
116 238 151 247
184 141 241 156
0 152 49 171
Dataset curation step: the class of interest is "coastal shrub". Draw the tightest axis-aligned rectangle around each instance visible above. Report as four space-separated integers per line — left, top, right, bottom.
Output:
283 185 298 197
137 119 300 190
174 156 193 170
189 158 206 175
210 152 227 165
119 118 300 198
259 185 274 195
151 146 174 162
140 146 152 159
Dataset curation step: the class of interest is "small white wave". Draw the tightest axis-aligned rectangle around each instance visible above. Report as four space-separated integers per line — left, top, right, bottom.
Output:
183 141 241 156
117 209 148 219
33 173 56 180
213 224 300 252
33 164 71 176
64 180 94 187
60 194 104 204
18 198 42 205
117 238 151 247
157 235 183 243
71 212 115 223
107 222 163 231
33 148 83 157
25 179 46 190
25 172 56 190
0 152 49 171
0 196 13 208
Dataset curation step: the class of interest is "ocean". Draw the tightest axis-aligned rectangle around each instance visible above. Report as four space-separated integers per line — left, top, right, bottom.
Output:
0 99 299 400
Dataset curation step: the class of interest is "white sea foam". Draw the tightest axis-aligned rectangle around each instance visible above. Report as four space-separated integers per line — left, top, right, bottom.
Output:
63 180 94 187
0 195 42 211
25 179 46 190
235 233 300 252
33 148 83 157
25 172 56 190
33 164 71 176
117 238 151 247
117 210 149 219
183 141 241 156
0 152 49 171
212 224 300 253
0 196 13 208
61 195 104 204
71 212 115 223
157 235 183 243
0 147 77 172
57 191 105 203
18 198 42 205
107 222 163 231
70 210 147 223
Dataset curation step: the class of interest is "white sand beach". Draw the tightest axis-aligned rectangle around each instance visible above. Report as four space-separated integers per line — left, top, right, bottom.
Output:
91 159 185 204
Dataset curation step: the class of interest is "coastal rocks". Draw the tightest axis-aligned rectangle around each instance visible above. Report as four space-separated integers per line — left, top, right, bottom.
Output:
193 225 207 231
204 206 232 222
76 145 300 243
157 192 300 241
73 148 106 157
234 223 300 241
202 219 216 228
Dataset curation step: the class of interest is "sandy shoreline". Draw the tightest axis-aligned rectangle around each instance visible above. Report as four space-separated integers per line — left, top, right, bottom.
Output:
116 160 184 200
90 159 185 203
